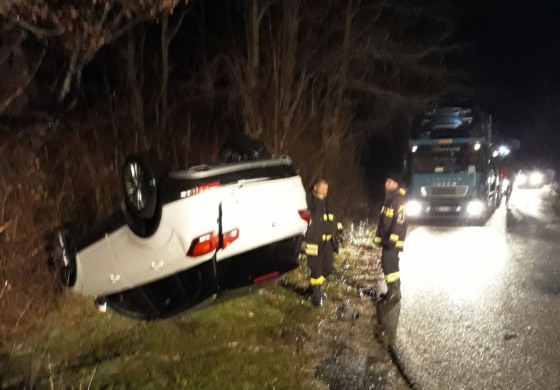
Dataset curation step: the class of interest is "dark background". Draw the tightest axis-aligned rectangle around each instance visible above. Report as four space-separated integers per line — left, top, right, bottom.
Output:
364 0 560 198
2 0 560 197
453 0 560 167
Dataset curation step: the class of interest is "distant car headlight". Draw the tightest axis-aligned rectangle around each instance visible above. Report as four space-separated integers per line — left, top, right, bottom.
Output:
502 178 510 188
516 173 528 186
406 200 422 217
529 172 544 186
466 200 485 216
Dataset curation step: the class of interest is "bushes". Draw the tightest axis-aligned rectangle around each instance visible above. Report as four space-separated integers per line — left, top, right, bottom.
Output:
0 111 372 332
0 0 455 330
1 136 58 331
0 126 121 330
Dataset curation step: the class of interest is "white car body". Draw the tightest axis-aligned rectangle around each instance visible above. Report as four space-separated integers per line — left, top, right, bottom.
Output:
74 173 308 296
56 156 310 319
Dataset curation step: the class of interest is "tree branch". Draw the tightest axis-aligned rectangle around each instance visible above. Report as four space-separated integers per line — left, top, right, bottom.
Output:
0 28 25 64
8 15 60 37
0 46 46 115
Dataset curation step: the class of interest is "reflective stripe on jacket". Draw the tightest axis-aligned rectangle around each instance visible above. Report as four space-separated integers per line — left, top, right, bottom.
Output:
374 187 407 251
305 192 338 254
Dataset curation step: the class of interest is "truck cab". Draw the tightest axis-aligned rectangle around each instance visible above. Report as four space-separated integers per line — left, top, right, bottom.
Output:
405 105 500 224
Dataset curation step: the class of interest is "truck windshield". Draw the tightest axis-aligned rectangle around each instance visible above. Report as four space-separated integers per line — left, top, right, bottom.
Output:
411 144 481 174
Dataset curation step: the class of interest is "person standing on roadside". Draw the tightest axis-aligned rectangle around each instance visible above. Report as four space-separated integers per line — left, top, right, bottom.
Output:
303 178 340 307
499 165 514 204
373 172 408 303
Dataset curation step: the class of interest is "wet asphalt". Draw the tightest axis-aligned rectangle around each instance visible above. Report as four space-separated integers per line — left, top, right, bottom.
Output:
393 187 560 389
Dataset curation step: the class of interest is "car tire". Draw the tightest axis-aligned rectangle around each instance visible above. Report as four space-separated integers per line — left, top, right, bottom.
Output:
220 135 271 163
122 154 162 220
47 226 77 287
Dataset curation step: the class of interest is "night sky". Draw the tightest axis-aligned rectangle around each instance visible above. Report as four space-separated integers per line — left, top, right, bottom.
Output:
452 0 560 166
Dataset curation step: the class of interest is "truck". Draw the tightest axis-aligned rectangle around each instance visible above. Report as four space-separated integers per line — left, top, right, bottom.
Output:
405 104 501 224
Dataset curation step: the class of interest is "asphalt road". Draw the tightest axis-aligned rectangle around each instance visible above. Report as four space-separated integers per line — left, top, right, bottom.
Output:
393 186 560 390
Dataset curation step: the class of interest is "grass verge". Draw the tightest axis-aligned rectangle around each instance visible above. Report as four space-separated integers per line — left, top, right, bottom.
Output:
1 226 401 389
2 279 326 389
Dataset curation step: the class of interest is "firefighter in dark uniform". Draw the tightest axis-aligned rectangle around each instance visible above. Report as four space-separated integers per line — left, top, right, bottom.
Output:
303 178 340 306
374 172 408 303
499 165 514 204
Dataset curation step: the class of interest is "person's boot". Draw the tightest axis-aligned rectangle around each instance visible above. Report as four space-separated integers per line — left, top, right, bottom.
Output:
311 285 323 307
385 280 401 303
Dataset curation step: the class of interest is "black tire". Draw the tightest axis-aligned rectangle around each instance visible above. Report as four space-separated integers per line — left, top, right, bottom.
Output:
122 154 161 220
47 226 77 287
506 187 512 204
496 187 503 208
220 135 271 163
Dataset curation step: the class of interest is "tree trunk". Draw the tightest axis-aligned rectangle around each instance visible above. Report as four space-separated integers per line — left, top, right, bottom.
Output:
126 29 147 150
160 13 170 153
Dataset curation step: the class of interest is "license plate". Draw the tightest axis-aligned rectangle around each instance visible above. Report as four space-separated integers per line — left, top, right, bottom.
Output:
437 206 451 212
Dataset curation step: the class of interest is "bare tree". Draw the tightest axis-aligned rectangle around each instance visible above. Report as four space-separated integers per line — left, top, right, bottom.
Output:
0 27 45 116
125 28 147 150
222 0 457 153
158 8 188 153
0 0 187 113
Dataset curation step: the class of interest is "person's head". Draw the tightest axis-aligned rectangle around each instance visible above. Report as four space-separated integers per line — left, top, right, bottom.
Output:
385 172 402 192
312 178 329 199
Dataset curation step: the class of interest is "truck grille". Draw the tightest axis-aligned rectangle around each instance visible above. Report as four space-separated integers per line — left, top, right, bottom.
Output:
428 185 468 197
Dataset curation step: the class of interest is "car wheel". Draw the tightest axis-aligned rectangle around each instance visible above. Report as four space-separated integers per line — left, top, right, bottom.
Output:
48 226 77 287
122 154 161 220
220 135 271 163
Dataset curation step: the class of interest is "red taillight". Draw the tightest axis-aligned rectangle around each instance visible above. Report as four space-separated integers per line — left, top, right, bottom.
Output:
222 228 240 249
187 232 219 256
181 181 220 198
298 209 312 225
254 271 280 284
187 228 240 257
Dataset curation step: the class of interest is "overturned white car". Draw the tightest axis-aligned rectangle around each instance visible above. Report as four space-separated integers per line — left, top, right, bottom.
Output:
49 141 310 320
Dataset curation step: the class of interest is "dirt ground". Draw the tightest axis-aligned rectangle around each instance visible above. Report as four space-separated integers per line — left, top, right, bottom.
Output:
303 234 411 390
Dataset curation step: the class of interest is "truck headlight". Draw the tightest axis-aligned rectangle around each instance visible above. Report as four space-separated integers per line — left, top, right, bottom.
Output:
466 200 484 216
406 200 422 217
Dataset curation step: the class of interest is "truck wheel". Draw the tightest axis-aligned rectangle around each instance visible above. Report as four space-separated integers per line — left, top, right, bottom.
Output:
492 191 499 212
47 226 77 287
122 154 161 220
475 215 487 226
496 189 503 208
220 135 271 163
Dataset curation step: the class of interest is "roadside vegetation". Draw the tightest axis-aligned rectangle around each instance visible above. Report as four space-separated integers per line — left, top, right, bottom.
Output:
2 0 460 386
2 227 410 389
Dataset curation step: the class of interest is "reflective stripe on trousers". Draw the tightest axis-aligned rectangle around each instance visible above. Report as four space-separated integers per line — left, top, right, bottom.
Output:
310 276 326 285
385 272 400 283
